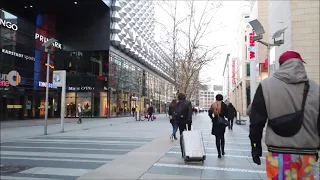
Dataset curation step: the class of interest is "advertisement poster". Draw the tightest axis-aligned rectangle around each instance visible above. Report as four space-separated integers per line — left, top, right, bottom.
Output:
26 101 31 110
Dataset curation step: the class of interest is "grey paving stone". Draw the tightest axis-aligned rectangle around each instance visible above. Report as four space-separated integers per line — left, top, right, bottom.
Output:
1 154 113 162
201 170 262 180
1 142 141 150
30 136 154 142
77 135 175 180
31 167 91 177
1 147 129 155
10 173 78 180
0 158 105 170
147 166 202 178
139 172 200 179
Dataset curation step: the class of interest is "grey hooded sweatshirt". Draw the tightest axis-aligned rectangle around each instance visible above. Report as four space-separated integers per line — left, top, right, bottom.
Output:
249 59 320 155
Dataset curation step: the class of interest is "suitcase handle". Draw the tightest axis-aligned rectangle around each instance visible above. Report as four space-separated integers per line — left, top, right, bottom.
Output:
186 124 192 131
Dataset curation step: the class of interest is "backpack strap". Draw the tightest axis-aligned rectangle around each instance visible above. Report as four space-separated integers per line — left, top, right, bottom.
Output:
301 81 310 118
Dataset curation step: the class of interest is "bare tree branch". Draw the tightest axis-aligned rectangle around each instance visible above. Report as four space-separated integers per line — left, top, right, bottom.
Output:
156 0 223 100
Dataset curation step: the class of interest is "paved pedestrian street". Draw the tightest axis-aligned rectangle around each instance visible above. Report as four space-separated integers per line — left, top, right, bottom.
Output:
141 116 269 180
1 114 319 179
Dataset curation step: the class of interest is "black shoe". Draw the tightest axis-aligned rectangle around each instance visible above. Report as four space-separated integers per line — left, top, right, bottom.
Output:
222 152 225 155
174 136 178 140
218 154 222 158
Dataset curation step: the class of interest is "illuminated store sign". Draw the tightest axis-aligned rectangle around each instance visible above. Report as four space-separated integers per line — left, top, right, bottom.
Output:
0 18 18 31
249 32 256 60
2 49 35 61
35 33 62 49
90 57 101 64
68 86 95 91
38 81 57 89
0 70 21 87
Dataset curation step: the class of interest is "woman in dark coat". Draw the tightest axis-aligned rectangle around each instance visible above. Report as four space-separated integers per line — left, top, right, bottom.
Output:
168 99 178 140
208 94 228 158
227 103 237 130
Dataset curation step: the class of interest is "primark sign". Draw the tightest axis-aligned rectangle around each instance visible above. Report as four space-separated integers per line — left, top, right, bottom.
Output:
35 33 62 49
1 18 62 50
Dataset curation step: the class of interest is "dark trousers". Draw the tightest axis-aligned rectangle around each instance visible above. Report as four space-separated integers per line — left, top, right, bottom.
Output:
228 117 234 130
178 122 192 155
215 134 225 155
148 114 152 121
78 113 82 124
132 111 135 117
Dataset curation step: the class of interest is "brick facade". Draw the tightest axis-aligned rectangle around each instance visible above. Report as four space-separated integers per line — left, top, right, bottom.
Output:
291 1 320 83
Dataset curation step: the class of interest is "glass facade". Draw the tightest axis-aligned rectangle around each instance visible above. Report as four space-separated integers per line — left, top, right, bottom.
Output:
0 8 174 121
54 50 109 118
0 9 109 120
0 9 61 121
109 51 174 117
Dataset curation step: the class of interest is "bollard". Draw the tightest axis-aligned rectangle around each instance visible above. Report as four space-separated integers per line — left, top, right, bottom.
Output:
237 112 241 120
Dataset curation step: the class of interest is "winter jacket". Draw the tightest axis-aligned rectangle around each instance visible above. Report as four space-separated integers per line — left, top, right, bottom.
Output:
227 104 237 119
249 59 320 155
168 106 177 124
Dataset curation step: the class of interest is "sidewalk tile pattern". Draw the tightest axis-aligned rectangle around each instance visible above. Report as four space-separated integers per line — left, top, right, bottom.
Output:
1 136 153 179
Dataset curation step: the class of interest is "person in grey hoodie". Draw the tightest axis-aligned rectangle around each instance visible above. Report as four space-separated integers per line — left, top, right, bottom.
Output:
249 50 319 179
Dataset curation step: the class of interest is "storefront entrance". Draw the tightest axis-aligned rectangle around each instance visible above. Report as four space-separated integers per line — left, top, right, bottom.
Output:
0 94 23 121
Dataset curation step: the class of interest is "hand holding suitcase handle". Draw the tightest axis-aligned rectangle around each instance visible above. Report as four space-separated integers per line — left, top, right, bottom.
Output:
185 123 193 131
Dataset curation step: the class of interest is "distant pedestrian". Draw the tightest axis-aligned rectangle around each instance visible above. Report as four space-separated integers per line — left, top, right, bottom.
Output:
132 107 136 117
227 103 237 130
77 103 82 124
249 50 319 179
168 99 178 140
208 94 228 158
147 105 154 121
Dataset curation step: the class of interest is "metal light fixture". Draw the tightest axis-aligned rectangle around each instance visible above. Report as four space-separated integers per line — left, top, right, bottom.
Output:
248 19 286 76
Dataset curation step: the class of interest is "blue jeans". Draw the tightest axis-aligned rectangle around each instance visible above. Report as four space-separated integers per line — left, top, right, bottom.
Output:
171 123 178 137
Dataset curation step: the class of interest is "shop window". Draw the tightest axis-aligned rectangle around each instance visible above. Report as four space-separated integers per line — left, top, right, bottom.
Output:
246 63 250 77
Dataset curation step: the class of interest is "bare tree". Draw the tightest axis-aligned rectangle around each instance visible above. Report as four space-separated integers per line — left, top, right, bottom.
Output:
157 0 222 99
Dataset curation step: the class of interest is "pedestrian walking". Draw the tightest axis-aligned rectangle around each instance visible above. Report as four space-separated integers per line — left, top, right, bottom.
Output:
168 99 178 140
249 50 319 179
227 103 237 130
147 105 154 121
208 94 228 158
132 107 136 117
175 93 193 157
77 103 82 124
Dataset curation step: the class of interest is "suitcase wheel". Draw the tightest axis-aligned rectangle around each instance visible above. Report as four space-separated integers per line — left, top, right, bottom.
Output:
203 155 206 160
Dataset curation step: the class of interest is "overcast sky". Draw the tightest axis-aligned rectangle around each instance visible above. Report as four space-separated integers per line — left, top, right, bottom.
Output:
154 1 248 86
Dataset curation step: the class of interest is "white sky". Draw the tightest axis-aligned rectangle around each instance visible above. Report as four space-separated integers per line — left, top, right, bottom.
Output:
154 1 248 86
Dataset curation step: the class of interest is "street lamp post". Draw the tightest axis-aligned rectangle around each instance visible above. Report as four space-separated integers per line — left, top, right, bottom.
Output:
42 38 58 135
248 19 286 99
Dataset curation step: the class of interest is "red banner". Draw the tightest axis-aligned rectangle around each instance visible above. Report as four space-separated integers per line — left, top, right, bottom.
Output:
232 58 236 84
249 32 256 60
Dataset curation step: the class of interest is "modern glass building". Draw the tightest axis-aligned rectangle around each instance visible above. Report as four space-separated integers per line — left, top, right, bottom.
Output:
0 1 111 120
109 0 175 117
0 0 174 121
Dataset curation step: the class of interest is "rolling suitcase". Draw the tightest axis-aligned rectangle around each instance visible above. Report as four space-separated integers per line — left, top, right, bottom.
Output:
181 125 206 163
